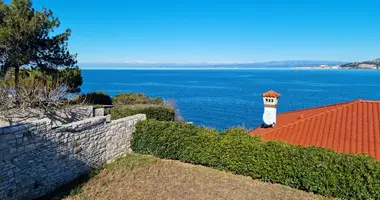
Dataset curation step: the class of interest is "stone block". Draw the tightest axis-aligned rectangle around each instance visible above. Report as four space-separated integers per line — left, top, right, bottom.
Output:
0 142 9 151
9 148 17 154
0 134 14 141
16 138 23 146
106 115 111 122
3 154 14 162
25 144 36 152
10 126 20 133
94 108 105 117
15 133 23 139
3 127 12 134
16 147 24 152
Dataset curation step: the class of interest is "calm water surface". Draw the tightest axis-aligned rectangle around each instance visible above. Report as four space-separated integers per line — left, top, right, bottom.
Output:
81 69 380 130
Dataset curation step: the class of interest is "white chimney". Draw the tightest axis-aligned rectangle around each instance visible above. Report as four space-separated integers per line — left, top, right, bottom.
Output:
262 90 280 127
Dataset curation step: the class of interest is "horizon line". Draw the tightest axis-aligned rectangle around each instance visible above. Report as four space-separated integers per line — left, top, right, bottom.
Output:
78 60 349 65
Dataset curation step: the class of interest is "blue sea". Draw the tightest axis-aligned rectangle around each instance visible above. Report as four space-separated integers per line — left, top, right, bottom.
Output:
81 69 380 130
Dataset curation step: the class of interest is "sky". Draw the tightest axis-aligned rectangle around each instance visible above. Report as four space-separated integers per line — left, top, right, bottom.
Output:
7 0 380 63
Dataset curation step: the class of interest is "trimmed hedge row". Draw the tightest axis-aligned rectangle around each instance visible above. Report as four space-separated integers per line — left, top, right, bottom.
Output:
132 120 380 199
111 106 175 121
112 93 163 105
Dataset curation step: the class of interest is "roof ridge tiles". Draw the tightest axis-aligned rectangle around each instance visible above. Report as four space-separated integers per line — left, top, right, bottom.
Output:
278 100 359 116
358 100 380 103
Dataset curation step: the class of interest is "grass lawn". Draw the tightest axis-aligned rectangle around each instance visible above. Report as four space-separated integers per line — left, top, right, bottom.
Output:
62 154 333 200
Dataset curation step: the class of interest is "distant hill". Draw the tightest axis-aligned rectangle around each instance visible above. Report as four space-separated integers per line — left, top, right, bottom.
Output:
340 58 380 69
80 60 346 69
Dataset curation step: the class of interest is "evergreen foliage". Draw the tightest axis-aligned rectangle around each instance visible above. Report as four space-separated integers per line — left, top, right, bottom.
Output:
0 0 77 86
132 120 380 199
81 91 112 105
111 106 174 121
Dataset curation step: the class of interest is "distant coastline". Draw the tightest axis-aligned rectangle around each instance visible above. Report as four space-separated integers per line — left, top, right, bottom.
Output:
79 59 380 70
79 60 347 70
78 59 380 70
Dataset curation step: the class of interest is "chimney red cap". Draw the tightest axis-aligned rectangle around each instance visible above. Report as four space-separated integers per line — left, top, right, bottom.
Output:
262 90 281 98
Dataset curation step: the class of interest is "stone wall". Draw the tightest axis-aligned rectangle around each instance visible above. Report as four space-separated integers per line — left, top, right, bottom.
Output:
0 114 146 200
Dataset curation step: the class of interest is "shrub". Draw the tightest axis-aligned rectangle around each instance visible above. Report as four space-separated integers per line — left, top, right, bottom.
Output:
112 93 163 105
132 120 380 199
82 91 112 105
111 106 175 121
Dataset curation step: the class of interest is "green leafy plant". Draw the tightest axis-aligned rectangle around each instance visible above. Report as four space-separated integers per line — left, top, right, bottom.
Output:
111 106 174 121
132 120 380 199
112 93 163 105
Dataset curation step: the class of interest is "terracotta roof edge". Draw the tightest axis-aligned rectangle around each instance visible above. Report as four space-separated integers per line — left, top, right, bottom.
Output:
256 99 362 137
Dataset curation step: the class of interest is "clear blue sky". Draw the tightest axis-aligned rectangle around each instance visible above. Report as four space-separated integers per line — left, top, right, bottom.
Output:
12 0 380 63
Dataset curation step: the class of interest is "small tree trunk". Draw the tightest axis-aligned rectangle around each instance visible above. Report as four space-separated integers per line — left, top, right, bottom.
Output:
14 66 20 87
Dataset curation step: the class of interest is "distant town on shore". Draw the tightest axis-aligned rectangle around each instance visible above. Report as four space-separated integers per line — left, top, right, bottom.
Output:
293 58 380 69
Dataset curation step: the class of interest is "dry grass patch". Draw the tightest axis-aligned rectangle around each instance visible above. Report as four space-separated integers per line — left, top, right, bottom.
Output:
65 154 333 200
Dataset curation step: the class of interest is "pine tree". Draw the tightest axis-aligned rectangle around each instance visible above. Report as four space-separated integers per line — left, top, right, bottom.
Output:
0 0 77 87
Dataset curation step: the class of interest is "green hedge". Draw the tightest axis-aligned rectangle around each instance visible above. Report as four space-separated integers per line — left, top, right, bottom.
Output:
112 93 163 105
111 106 175 121
132 120 380 199
81 91 112 105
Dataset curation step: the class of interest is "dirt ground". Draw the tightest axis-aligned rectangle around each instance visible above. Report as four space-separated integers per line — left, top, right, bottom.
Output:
65 154 332 200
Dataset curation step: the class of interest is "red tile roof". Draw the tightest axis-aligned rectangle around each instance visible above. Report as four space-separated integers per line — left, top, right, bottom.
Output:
262 90 281 98
251 100 380 160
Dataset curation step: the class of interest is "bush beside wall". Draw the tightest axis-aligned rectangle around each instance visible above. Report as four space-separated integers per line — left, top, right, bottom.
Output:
81 91 112 105
112 93 163 105
132 120 380 199
111 106 175 121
